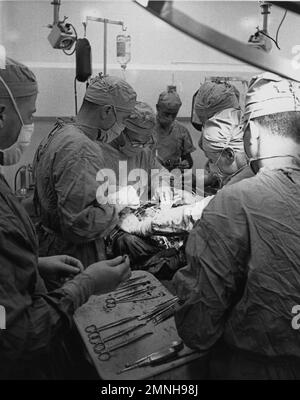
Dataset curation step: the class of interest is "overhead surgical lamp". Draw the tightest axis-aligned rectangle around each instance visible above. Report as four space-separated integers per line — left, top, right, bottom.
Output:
47 0 77 51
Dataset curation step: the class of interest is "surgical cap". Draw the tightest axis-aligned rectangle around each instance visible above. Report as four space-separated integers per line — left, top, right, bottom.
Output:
84 75 136 112
194 81 240 125
202 108 244 153
0 57 37 98
244 72 300 122
157 90 182 113
124 101 155 140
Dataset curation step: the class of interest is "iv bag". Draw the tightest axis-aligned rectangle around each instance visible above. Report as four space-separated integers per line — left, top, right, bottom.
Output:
116 34 131 70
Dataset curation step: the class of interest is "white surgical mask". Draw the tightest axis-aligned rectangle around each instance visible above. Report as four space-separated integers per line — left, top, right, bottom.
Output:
1 123 34 165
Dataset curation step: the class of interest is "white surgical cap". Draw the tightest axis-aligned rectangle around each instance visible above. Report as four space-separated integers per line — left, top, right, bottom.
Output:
194 81 240 125
244 72 300 122
84 75 136 112
202 108 244 153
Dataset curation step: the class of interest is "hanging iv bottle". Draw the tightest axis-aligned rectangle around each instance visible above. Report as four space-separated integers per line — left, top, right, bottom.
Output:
116 34 131 70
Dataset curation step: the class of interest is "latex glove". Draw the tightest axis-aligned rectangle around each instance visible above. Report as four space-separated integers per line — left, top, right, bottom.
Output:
84 255 131 294
108 185 140 211
172 188 199 205
38 255 83 280
153 185 174 209
152 195 215 232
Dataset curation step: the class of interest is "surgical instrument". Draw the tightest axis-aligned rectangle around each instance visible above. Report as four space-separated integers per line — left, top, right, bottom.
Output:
89 321 146 346
84 315 139 334
118 274 148 287
137 297 179 321
118 340 184 373
96 331 153 361
115 285 156 300
113 280 151 295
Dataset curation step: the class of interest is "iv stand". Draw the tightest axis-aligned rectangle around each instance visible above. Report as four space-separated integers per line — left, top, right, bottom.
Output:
84 16 126 76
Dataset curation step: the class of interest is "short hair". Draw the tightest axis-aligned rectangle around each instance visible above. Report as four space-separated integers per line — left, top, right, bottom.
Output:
254 111 300 144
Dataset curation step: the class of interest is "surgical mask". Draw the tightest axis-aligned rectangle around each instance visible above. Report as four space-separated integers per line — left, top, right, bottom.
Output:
208 162 226 186
249 155 300 174
101 122 125 143
1 123 34 165
209 147 245 185
0 75 34 165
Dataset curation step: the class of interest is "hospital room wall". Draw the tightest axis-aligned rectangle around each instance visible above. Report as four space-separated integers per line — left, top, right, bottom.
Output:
1 0 299 188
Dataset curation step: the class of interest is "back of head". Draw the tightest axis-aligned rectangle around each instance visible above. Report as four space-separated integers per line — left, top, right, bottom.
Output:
202 108 244 154
157 90 182 113
84 75 136 112
194 81 240 125
244 72 300 144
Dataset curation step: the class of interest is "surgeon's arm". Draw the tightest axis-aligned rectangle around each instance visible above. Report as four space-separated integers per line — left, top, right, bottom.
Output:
0 271 94 376
0 257 129 376
172 190 249 351
54 145 119 242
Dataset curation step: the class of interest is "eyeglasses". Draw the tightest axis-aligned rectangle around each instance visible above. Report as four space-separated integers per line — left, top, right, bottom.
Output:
125 130 155 148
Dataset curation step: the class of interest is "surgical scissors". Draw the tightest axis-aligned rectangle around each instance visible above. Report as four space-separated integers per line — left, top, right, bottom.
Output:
96 331 153 361
105 297 134 308
84 315 138 334
86 321 147 360
105 293 163 308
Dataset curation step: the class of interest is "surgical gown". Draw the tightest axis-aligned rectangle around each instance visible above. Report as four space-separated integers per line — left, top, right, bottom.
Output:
155 121 196 166
173 167 300 379
0 173 95 378
100 141 170 201
33 121 118 268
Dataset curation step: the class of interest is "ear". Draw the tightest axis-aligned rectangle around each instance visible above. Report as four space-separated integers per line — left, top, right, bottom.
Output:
223 147 235 162
99 104 113 119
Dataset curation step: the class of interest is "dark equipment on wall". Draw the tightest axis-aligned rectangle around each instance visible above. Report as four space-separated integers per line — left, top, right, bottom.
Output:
75 38 92 82
74 38 92 114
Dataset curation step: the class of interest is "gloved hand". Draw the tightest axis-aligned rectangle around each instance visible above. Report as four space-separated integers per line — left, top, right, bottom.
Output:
153 185 174 209
108 185 140 211
84 255 131 294
151 195 214 232
172 188 199 205
38 255 83 281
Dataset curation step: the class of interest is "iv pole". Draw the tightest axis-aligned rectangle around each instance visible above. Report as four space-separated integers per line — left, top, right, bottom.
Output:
84 16 126 76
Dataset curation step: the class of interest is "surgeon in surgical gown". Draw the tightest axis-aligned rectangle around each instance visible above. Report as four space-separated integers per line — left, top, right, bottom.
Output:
33 76 137 268
173 72 300 379
100 101 171 202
